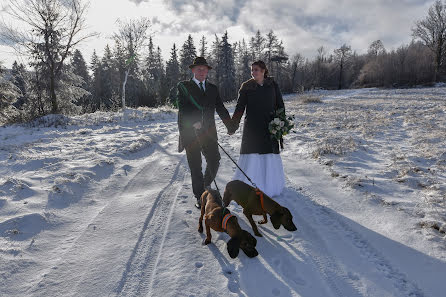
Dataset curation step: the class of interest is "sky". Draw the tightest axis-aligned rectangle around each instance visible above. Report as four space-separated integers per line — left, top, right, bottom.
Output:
0 0 433 68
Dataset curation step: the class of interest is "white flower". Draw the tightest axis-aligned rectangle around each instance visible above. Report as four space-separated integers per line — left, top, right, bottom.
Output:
279 121 284 127
271 129 277 134
274 118 281 124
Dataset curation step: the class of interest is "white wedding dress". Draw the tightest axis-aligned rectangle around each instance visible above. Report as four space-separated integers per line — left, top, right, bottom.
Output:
233 153 285 197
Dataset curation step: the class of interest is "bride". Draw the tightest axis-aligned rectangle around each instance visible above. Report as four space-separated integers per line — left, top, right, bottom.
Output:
230 60 285 197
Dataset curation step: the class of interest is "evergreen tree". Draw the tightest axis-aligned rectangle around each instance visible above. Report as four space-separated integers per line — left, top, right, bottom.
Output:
179 35 197 80
216 32 236 102
166 43 180 105
11 61 27 108
90 50 102 111
0 62 20 123
249 30 265 61
199 35 208 57
70 49 91 111
236 39 252 86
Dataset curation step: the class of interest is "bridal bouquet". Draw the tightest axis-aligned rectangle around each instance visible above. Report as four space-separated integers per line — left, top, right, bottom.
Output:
269 108 295 141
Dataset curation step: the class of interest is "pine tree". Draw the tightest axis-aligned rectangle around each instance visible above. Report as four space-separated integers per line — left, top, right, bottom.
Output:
11 61 27 108
199 35 208 57
0 62 20 123
70 49 91 112
166 43 180 105
71 50 90 88
216 32 236 102
235 39 252 86
249 30 265 61
179 35 197 80
210 34 221 85
90 50 102 111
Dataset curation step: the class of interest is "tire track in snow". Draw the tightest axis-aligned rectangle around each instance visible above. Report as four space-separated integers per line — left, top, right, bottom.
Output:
284 179 363 297
115 156 187 297
286 179 424 297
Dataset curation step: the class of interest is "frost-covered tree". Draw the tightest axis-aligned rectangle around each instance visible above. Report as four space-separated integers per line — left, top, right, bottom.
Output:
249 30 265 61
179 35 197 80
334 44 352 89
0 61 20 123
235 39 252 86
215 32 236 102
0 0 95 113
199 36 208 57
113 17 152 109
166 43 180 105
412 0 446 81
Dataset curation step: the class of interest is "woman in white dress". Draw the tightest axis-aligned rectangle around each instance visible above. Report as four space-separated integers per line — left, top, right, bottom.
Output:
230 60 285 197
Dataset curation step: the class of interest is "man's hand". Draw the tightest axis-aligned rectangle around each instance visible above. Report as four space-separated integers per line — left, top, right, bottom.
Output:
193 122 202 130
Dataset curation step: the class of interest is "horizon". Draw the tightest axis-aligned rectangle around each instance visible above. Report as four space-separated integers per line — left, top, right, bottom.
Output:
0 0 432 69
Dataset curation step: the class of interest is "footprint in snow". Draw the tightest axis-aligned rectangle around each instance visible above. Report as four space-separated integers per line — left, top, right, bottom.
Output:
195 262 203 268
186 210 192 214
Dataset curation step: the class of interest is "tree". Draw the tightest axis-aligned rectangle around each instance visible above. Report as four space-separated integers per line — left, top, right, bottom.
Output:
70 49 90 111
249 30 265 61
368 40 386 57
334 44 352 89
0 61 20 123
412 0 446 81
199 35 208 57
179 35 197 80
0 0 95 113
215 32 236 102
113 17 152 110
166 43 180 105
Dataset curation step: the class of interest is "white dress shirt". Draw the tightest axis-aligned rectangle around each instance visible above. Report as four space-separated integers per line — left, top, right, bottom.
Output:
192 76 206 91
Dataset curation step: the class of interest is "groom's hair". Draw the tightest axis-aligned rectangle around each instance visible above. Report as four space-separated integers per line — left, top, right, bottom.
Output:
252 60 269 78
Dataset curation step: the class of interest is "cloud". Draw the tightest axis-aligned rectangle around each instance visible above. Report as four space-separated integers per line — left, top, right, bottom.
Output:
134 0 432 58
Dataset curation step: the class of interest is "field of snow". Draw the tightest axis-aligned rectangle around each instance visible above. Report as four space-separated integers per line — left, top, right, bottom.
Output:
0 87 445 297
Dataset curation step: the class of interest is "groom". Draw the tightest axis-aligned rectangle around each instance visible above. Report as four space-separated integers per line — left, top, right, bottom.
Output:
176 57 233 208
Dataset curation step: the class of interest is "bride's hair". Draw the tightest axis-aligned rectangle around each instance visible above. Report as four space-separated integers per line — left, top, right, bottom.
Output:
252 60 269 78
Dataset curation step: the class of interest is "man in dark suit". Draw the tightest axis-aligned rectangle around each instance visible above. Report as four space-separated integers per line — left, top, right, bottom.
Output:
176 57 233 208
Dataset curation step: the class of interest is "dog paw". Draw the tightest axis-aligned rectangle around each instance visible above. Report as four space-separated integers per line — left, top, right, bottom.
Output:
258 219 267 224
203 238 211 245
254 232 263 237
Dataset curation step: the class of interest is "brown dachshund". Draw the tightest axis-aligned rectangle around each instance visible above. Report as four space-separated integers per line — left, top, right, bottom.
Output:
223 180 297 237
198 188 258 258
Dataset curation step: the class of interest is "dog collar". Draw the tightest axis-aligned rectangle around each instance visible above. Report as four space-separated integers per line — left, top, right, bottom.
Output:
255 188 266 214
222 213 234 231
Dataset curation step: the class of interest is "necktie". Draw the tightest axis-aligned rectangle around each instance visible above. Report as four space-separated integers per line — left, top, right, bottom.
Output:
199 81 205 94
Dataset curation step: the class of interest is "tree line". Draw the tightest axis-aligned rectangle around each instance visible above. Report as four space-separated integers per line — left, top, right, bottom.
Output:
1 0 446 124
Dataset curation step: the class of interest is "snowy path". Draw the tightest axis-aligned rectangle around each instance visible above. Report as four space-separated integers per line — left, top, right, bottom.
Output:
1 101 445 296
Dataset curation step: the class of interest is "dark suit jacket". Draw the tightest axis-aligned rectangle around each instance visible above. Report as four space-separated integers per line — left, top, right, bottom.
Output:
177 79 231 151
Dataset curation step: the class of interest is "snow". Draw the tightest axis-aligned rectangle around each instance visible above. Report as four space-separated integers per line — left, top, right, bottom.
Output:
1 88 445 297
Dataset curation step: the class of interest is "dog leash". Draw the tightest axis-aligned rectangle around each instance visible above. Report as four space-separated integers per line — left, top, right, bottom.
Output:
210 136 268 213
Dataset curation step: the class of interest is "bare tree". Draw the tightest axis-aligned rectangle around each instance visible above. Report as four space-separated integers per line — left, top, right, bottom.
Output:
412 0 446 81
113 17 151 110
368 40 386 57
334 44 352 89
0 0 95 113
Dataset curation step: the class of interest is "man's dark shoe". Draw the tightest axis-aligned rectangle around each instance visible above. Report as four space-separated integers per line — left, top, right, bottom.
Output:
195 199 201 209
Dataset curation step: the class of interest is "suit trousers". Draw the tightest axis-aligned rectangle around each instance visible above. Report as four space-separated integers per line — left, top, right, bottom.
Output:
184 133 221 200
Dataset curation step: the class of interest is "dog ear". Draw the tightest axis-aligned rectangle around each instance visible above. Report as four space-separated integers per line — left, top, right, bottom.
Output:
270 211 282 229
227 237 241 258
242 247 259 258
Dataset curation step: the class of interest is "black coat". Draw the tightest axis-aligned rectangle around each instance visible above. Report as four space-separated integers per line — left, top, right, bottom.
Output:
232 78 285 154
177 79 231 151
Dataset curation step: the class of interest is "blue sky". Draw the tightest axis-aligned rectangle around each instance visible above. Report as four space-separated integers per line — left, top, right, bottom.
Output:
0 0 433 68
